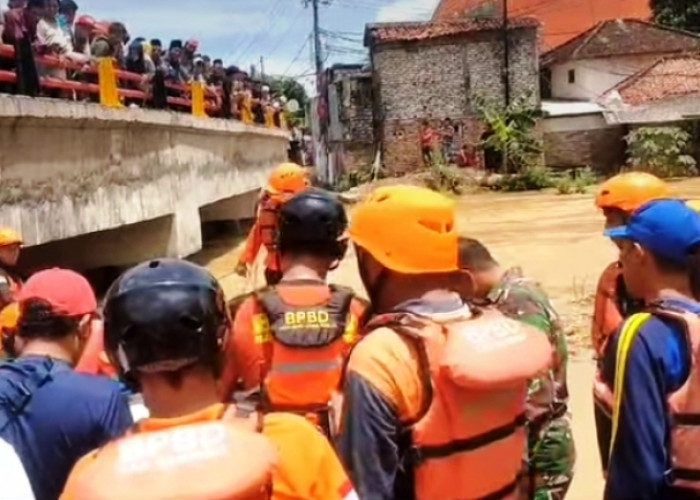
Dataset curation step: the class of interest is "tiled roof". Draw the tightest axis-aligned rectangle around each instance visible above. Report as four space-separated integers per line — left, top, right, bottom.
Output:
541 19 700 67
432 0 651 50
602 56 700 106
365 17 539 46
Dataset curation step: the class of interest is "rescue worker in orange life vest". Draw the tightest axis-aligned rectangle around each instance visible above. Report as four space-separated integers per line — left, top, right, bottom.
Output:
591 172 671 472
235 162 310 286
222 190 369 438
0 302 21 359
61 258 359 500
0 228 24 311
595 199 700 500
338 185 551 500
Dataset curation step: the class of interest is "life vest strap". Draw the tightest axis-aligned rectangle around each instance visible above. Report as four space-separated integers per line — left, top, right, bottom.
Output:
675 413 700 426
673 468 700 481
409 413 526 465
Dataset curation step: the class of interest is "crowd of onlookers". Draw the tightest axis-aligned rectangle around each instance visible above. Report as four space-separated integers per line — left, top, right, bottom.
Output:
0 0 290 125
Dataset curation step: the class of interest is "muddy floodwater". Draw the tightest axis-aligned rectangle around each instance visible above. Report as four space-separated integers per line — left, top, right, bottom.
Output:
191 177 700 500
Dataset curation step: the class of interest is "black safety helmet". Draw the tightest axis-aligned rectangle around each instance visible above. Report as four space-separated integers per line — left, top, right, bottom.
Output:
278 189 348 260
103 259 229 383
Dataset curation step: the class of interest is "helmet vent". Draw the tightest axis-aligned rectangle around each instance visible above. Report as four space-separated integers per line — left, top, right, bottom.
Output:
149 260 160 269
419 219 453 234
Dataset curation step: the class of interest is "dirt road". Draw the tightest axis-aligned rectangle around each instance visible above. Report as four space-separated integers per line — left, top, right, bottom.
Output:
193 178 700 500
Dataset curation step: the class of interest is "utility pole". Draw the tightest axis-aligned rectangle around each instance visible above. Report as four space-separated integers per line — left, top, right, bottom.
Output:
312 0 324 91
260 56 265 82
503 0 510 106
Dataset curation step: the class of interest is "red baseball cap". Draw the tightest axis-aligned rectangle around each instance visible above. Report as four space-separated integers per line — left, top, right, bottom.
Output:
75 15 97 29
19 268 97 317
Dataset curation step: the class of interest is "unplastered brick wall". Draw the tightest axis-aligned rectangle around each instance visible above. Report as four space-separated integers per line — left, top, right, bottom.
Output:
372 27 539 172
544 126 626 174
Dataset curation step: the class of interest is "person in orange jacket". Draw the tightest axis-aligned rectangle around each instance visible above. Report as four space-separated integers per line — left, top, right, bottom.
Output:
61 258 358 500
337 185 551 500
236 162 310 286
591 171 671 472
0 228 23 311
223 190 368 439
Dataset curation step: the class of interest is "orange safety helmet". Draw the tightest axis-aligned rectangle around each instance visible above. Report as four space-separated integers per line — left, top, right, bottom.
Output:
0 302 19 356
595 172 671 213
349 185 458 274
0 302 19 334
266 163 308 195
0 228 22 248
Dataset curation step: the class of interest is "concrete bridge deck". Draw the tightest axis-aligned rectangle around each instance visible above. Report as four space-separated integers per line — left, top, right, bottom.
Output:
0 96 288 272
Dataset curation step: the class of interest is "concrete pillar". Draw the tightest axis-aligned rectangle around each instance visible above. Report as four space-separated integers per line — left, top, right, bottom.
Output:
167 204 203 258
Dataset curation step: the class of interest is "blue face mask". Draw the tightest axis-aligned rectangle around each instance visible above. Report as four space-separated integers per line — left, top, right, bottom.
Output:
57 14 70 31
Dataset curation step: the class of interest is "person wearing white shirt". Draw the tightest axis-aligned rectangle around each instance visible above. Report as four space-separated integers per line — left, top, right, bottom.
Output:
0 439 35 500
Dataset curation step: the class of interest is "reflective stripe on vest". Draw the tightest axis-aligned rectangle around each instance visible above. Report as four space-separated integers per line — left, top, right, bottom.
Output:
609 312 652 458
268 359 342 375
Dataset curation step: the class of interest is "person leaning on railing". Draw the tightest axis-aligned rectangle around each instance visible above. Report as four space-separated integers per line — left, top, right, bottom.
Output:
37 0 88 82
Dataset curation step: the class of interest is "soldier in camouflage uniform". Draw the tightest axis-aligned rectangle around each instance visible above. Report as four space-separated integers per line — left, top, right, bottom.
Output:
457 238 575 500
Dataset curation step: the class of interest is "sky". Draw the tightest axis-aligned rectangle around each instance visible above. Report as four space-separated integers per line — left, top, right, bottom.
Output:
83 0 441 91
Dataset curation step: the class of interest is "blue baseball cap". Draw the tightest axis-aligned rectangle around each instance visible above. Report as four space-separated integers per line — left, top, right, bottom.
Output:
605 199 700 263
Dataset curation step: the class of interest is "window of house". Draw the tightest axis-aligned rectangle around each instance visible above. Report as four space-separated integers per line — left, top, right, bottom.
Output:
568 69 576 84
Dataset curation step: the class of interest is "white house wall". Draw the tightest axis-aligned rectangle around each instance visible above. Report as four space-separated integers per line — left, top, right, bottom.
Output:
550 54 661 101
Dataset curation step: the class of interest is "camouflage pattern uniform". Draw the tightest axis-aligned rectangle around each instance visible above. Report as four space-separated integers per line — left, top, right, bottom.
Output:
488 267 575 500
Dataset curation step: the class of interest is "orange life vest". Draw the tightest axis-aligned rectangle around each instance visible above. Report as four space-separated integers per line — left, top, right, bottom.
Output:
254 283 358 437
592 262 625 357
365 307 551 500
594 303 700 490
257 193 294 252
65 407 278 500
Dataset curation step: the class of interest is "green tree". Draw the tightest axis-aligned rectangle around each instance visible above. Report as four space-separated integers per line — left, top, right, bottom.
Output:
473 93 543 173
269 76 309 125
651 0 700 32
625 126 697 177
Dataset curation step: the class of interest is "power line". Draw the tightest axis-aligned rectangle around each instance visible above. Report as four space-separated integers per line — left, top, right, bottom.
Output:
265 7 308 58
283 34 313 76
331 0 432 16
232 0 286 63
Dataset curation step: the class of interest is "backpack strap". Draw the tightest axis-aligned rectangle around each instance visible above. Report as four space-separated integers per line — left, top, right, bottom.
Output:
355 312 435 426
0 358 66 433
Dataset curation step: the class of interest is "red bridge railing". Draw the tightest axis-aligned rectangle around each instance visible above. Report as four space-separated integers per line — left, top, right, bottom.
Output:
0 44 281 127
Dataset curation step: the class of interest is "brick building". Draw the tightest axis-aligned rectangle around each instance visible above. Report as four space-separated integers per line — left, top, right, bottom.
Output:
365 18 540 173
326 64 376 175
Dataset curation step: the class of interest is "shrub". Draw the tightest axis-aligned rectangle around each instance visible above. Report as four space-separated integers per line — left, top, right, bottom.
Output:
333 164 385 192
424 163 468 194
473 93 543 173
495 167 554 192
555 168 598 195
625 126 697 178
